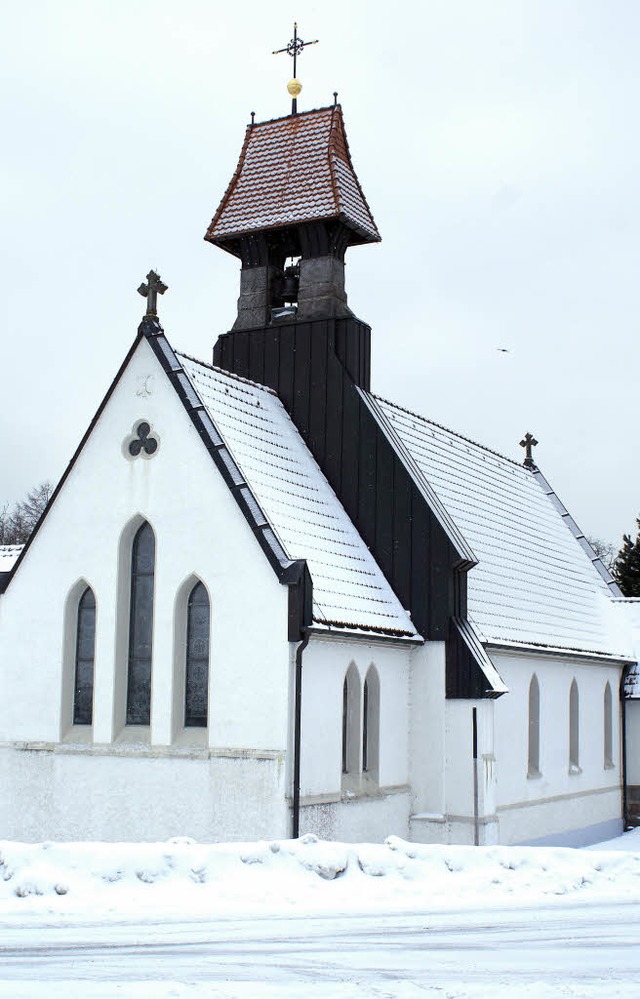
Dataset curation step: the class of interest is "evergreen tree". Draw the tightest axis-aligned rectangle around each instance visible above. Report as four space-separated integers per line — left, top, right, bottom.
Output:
614 518 640 597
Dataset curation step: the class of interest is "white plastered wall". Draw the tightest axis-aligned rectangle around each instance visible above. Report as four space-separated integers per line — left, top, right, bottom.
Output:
491 649 623 846
297 633 413 842
0 337 291 841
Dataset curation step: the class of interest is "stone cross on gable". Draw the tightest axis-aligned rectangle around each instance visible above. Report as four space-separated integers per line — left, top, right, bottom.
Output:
138 270 168 316
520 432 539 468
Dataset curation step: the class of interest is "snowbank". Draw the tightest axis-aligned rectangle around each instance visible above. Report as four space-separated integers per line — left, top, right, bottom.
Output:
2 831 640 917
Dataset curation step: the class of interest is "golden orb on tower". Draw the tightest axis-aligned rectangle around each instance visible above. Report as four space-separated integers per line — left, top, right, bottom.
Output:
287 78 302 98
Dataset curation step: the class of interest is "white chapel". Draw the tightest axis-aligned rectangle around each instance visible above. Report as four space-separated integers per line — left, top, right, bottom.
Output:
1 96 639 847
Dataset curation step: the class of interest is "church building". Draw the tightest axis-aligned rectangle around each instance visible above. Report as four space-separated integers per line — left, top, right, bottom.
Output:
1 86 638 847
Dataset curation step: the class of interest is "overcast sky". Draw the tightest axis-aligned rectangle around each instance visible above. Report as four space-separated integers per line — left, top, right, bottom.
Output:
2 0 638 547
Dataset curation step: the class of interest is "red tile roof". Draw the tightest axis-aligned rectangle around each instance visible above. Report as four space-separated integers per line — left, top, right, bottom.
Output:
205 105 380 252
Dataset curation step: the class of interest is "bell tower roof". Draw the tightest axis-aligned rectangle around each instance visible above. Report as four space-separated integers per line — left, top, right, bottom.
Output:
205 104 380 257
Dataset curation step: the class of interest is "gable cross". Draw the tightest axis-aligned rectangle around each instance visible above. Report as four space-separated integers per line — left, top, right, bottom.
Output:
520 432 539 468
273 22 319 114
138 270 168 316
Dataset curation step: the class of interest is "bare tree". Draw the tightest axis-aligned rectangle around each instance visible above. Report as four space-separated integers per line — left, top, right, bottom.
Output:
0 482 53 545
586 536 617 573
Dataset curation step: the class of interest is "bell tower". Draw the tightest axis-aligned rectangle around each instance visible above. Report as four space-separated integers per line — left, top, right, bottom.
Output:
206 102 380 390
204 94 474 651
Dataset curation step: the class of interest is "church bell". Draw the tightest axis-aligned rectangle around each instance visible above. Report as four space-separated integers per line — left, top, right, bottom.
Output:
281 262 300 303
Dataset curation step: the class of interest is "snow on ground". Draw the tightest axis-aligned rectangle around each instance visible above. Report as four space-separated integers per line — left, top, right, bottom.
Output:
3 831 640 915
2 831 640 996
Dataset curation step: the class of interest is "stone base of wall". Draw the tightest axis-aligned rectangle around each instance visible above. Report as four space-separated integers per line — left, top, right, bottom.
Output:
0 744 288 843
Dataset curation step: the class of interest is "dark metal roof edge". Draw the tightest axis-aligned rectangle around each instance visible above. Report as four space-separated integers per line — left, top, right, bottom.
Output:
485 637 633 665
144 321 302 587
453 617 508 698
530 467 623 597
359 390 477 569
2 329 146 593
309 620 423 643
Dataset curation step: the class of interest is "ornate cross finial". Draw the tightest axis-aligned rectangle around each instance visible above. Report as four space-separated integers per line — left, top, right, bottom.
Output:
273 22 319 115
520 432 539 468
137 270 168 316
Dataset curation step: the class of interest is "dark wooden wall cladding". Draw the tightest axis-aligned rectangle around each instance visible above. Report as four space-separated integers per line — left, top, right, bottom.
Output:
446 618 492 700
213 317 465 640
212 316 463 641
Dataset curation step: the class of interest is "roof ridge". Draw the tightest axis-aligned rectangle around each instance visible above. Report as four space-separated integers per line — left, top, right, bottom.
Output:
372 392 524 470
175 350 279 396
249 105 335 129
205 122 253 243
329 107 380 241
326 105 342 217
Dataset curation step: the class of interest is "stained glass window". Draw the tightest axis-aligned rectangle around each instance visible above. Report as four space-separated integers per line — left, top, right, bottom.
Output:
185 581 210 727
73 586 96 725
126 522 155 725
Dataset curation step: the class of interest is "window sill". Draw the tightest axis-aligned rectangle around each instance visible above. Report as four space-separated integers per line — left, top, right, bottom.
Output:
527 768 542 780
604 762 616 771
173 727 208 749
62 725 93 745
115 725 151 746
568 764 582 776
341 772 379 796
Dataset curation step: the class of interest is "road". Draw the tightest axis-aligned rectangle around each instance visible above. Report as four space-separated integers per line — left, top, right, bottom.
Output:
1 900 639 997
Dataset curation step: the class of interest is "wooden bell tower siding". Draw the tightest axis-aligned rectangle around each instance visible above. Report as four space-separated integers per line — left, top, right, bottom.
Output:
207 104 487 689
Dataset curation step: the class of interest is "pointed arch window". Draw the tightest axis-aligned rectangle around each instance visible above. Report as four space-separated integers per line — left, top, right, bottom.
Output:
126 521 155 725
362 666 380 779
604 681 614 768
342 664 361 777
185 581 210 727
569 679 580 773
527 674 540 777
73 586 96 725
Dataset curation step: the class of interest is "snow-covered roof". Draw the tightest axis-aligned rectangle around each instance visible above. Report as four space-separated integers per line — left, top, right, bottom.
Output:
367 395 628 659
0 545 23 573
609 600 640 696
179 354 417 638
205 106 380 251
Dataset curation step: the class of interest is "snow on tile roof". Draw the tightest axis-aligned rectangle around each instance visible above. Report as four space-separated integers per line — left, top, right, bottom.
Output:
178 354 416 638
205 106 380 250
0 545 23 573
369 395 628 658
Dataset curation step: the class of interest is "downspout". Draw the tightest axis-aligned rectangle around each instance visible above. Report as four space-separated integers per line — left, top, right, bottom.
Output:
621 663 631 830
292 629 310 839
472 706 479 846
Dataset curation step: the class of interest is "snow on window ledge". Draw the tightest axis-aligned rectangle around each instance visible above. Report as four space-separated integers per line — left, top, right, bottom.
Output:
568 763 582 776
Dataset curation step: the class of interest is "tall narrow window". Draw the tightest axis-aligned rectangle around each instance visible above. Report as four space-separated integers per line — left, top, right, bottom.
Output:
362 666 380 779
342 678 348 774
569 679 580 772
126 521 155 725
185 581 210 727
73 586 96 725
604 681 614 768
362 678 369 771
528 674 540 776
342 664 361 777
